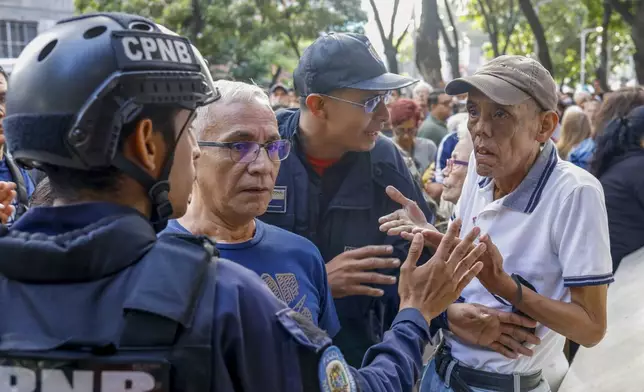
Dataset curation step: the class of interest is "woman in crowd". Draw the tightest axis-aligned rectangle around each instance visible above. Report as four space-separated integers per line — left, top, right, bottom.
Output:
388 98 437 182
592 106 644 272
594 87 644 137
557 109 592 164
568 87 644 172
435 122 473 232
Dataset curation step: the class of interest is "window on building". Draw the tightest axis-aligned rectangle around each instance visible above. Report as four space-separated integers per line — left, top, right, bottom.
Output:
0 20 38 58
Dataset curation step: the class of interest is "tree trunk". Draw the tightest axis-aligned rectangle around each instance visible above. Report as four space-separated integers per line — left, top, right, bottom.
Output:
416 0 443 86
190 0 204 42
609 0 644 85
518 0 554 75
597 1 612 92
443 0 460 79
270 65 282 88
633 4 644 85
384 45 400 74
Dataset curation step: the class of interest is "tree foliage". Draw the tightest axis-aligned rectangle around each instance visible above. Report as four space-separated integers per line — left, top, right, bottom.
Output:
463 0 632 85
75 0 367 85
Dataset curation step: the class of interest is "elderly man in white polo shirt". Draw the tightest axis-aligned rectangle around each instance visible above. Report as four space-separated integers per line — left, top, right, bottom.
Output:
380 55 612 392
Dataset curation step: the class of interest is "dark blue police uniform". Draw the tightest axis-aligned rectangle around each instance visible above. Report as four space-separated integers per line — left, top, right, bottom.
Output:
0 202 431 391
259 32 434 367
260 108 434 366
0 14 436 392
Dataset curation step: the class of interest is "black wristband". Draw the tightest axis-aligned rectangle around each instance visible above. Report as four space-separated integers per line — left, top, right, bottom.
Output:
511 273 524 305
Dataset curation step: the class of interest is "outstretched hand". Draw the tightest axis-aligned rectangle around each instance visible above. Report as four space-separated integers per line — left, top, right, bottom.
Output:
379 185 435 236
402 229 511 295
398 219 485 324
0 181 17 225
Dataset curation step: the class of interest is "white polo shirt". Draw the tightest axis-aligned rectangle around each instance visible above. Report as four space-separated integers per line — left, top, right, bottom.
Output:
445 140 613 374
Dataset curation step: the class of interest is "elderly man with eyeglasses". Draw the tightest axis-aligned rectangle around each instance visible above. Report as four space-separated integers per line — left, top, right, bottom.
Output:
161 80 341 337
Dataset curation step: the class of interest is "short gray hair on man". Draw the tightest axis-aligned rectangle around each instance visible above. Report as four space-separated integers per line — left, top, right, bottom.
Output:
413 81 433 97
192 80 272 140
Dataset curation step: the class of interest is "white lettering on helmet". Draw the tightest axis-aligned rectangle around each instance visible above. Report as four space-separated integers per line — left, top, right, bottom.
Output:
122 36 143 61
157 38 178 62
139 37 158 60
41 369 93 392
173 41 192 64
101 371 155 392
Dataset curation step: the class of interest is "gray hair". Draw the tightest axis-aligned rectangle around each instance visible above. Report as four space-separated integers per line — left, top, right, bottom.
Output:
455 120 473 156
192 80 272 139
446 112 468 133
413 81 433 97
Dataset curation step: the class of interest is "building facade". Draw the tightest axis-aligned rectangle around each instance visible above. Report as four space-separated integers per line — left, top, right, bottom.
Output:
0 0 74 73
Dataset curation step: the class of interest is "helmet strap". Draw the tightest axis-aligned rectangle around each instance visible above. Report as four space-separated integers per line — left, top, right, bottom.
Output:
111 110 193 232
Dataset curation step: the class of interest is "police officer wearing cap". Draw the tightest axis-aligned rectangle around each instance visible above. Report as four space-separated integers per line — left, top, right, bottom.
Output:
259 32 437 367
0 12 490 392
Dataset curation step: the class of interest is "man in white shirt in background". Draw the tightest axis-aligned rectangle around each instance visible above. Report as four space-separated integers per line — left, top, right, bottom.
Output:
381 55 613 392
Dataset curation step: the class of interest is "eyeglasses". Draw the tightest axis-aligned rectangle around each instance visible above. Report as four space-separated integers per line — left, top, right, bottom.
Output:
198 140 291 163
445 158 468 172
319 92 391 113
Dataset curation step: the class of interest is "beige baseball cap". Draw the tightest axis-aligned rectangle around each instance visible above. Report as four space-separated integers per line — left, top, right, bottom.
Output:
445 55 558 111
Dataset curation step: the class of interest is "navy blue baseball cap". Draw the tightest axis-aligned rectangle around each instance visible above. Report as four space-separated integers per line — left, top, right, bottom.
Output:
294 33 418 97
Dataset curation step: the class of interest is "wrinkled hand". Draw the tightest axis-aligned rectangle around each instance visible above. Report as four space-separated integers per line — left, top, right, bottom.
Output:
398 219 486 324
0 181 17 225
403 230 511 295
326 245 401 298
379 185 435 236
447 303 540 359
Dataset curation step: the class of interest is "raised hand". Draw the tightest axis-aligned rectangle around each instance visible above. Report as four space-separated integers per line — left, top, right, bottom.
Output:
378 185 435 236
0 181 17 225
398 219 485 323
447 303 540 359
326 245 401 298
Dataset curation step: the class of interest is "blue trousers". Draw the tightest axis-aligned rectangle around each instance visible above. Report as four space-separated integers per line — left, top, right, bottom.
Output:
419 358 551 392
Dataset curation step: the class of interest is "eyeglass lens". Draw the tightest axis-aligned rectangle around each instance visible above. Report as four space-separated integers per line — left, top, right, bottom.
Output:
364 93 391 113
230 140 291 163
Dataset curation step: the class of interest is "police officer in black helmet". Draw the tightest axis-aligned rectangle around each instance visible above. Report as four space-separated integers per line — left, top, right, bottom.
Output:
0 12 487 392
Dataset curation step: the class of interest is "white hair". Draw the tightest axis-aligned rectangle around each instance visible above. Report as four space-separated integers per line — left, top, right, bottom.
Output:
564 105 584 115
455 121 473 156
413 81 433 97
192 80 272 139
446 112 468 134
573 90 591 105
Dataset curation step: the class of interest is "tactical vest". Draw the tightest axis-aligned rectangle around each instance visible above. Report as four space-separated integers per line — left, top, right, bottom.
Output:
0 231 218 392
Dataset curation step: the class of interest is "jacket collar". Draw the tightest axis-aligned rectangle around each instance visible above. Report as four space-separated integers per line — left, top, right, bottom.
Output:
0 203 156 282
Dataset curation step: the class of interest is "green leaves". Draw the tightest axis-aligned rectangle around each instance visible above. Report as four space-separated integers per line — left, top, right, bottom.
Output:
74 0 367 84
462 0 631 84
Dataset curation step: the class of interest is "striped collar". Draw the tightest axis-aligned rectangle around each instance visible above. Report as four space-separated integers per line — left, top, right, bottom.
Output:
477 140 558 214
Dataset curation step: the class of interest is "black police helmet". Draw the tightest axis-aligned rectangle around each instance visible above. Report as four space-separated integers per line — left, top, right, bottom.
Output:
3 12 220 231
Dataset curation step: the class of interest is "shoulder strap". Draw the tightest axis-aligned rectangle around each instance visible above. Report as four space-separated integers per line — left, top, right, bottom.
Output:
120 234 218 347
3 151 29 218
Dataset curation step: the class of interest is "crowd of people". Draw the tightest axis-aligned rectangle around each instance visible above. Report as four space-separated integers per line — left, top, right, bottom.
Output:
0 11 642 392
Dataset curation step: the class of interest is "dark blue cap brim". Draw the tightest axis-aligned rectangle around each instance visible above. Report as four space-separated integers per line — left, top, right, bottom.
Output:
346 73 418 91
